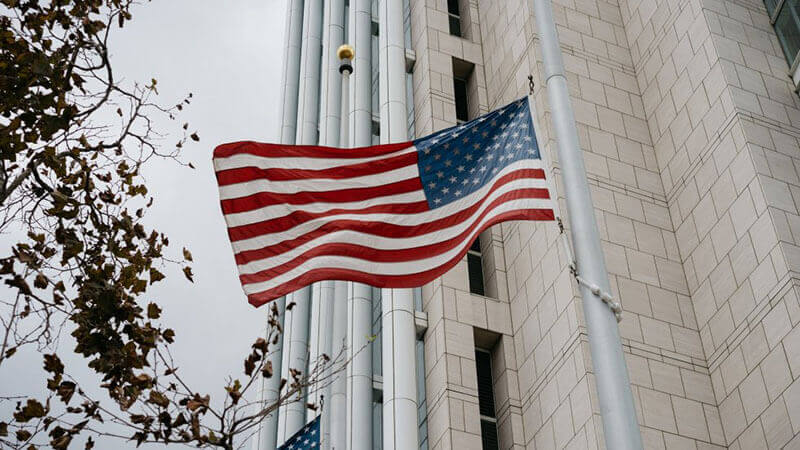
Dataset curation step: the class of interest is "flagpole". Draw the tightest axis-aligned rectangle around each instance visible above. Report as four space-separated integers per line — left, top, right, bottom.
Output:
532 1 643 448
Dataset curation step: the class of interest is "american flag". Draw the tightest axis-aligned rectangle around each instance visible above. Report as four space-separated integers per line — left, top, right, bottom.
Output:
213 97 555 306
277 415 319 449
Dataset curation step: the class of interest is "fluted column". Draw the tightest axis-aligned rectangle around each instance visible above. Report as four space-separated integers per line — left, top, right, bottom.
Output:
277 0 323 443
256 0 304 448
379 1 419 448
316 1 346 447
346 1 375 449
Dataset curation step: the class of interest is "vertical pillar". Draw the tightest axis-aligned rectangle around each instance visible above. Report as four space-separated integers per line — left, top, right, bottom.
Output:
532 1 642 449
256 1 304 448
329 281 348 450
253 298 285 450
278 0 323 443
316 1 346 446
379 1 419 448
346 1 375 449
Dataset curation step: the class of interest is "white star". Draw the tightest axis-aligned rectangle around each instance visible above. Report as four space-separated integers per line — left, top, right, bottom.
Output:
444 160 452 167
462 178 470 185
515 143 523 149
423 148 431 154
480 166 488 172
457 165 465 172
472 177 480 184
462 136 470 143
482 131 488 137
465 154 473 161
455 190 462 196
449 176 457 183
486 154 495 160
524 136 532 141
428 182 436 189
434 153 441 160
512 132 520 138
434 198 442 204
442 187 450 194
437 171 444 179
473 143 480 149
492 167 499 173
519 123 528 129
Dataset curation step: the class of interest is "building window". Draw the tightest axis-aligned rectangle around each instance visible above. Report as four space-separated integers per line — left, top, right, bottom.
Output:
765 1 800 66
467 238 485 296
452 58 475 124
447 0 461 37
475 349 498 450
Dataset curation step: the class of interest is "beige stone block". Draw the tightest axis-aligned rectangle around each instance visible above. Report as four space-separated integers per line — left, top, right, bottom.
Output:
640 388 677 433
737 420 767 449
674 397 711 442
763 302 791 348
680 369 715 404
719 390 748 442
740 368 769 422
761 346 792 402
650 359 684 396
741 324 769 371
721 348 747 394
762 398 793 449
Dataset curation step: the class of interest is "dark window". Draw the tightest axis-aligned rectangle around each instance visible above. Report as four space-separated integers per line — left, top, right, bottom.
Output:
765 0 800 66
467 238 484 296
447 0 461 36
452 57 475 124
454 77 469 123
475 349 498 450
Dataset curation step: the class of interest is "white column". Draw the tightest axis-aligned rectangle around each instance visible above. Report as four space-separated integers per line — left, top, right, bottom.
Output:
278 0 323 442
257 0 304 448
345 5 375 449
253 298 285 450
316 1 346 446
279 0 305 145
379 1 419 448
329 281 348 450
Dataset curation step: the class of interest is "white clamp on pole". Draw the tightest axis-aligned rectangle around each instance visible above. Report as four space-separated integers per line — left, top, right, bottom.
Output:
556 217 622 322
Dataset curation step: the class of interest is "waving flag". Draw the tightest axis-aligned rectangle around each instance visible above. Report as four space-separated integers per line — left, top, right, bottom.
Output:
278 415 319 449
214 97 555 306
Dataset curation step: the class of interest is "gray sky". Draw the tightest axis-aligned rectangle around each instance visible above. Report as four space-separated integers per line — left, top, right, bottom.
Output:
1 1 288 447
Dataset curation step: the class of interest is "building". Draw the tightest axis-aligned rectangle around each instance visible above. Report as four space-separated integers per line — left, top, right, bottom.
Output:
255 0 800 449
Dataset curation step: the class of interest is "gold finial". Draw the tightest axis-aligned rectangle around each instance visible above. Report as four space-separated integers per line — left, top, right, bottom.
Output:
337 44 355 60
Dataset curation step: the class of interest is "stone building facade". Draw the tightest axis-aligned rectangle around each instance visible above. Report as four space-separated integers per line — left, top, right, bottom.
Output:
409 0 800 449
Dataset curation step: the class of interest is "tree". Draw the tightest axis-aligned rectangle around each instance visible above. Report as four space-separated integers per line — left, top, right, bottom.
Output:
0 1 342 448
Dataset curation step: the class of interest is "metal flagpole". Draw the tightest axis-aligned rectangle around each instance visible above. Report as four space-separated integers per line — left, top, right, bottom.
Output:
532 0 643 448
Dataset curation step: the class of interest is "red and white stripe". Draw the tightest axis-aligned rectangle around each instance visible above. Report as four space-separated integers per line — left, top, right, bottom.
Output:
213 141 555 306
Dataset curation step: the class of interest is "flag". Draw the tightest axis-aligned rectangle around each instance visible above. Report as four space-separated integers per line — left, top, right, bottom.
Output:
278 415 320 449
213 97 556 306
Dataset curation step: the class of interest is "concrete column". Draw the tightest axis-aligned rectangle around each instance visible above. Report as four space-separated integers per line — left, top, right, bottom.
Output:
329 281 348 450
253 298 285 450
279 0 304 145
346 2 375 449
278 0 323 442
316 1 346 446
379 1 419 448
257 0 304 448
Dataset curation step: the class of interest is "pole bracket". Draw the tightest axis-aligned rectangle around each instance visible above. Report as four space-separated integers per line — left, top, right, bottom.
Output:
557 217 622 322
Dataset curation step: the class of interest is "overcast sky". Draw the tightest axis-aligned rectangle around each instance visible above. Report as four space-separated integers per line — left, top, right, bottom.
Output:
1 1 288 447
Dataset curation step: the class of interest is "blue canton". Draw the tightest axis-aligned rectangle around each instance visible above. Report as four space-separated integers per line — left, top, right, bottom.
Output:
414 97 540 209
278 415 320 450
